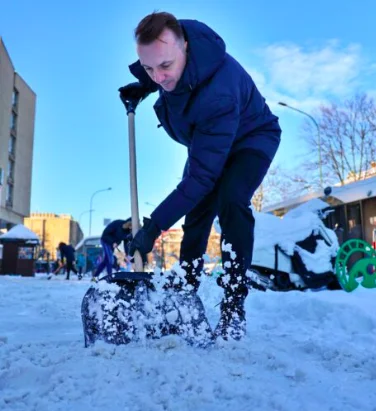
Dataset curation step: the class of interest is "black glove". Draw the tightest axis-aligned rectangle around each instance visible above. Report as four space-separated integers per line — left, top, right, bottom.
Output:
118 82 152 105
129 217 161 257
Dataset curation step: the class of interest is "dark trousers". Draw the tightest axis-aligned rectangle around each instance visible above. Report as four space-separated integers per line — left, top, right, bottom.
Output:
180 149 271 296
66 261 78 279
94 240 114 277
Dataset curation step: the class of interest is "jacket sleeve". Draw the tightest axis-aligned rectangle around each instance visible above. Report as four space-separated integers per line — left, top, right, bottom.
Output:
151 97 240 230
102 223 115 245
129 61 159 92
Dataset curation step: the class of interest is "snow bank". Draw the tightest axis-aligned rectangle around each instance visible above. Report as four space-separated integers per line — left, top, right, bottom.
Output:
0 275 375 411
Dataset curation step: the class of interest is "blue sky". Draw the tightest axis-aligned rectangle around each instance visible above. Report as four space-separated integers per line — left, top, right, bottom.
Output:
1 0 376 236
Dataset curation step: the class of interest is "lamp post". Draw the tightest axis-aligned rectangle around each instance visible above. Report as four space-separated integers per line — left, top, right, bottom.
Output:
278 102 323 187
89 187 112 236
79 209 94 235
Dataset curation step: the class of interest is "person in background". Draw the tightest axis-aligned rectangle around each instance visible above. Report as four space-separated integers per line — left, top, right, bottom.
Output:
92 218 133 280
76 252 85 279
58 242 79 280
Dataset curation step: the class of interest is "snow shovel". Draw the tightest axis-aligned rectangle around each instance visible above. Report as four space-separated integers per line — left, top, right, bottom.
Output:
81 94 158 347
106 93 154 284
80 91 213 347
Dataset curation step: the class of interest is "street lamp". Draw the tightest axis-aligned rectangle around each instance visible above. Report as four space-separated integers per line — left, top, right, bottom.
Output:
79 209 94 235
278 101 323 187
89 187 112 236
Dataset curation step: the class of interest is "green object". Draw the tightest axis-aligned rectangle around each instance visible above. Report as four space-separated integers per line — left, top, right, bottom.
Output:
335 239 376 292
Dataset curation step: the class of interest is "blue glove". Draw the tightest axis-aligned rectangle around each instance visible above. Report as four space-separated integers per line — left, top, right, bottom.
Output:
129 217 161 257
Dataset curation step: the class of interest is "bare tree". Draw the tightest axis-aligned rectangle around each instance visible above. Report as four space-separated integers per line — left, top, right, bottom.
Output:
253 165 316 211
302 93 376 185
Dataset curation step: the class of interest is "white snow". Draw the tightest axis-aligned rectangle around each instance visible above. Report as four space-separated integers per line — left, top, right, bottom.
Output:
329 175 376 203
262 175 376 214
215 201 339 276
0 274 375 411
254 201 337 255
0 224 40 243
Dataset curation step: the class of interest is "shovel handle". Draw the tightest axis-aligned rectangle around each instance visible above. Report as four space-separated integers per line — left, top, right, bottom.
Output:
127 111 144 272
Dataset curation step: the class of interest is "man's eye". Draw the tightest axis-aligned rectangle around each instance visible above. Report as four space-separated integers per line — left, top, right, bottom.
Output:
145 67 152 72
161 65 171 69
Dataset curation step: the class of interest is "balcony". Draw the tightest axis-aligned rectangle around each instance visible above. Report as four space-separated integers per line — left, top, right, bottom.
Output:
5 199 13 208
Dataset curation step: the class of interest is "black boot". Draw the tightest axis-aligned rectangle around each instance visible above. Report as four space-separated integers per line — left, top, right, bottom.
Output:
214 291 247 341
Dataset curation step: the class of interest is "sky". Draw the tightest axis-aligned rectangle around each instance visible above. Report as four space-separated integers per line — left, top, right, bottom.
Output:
1 0 376 237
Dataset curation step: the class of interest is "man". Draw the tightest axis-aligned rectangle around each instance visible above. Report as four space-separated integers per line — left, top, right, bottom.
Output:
58 242 78 280
93 218 132 279
120 12 281 340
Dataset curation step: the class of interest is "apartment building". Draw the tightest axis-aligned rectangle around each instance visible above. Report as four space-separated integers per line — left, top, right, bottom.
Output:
0 37 36 230
24 213 84 260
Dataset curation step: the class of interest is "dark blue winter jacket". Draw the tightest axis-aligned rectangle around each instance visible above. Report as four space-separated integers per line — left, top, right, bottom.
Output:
101 219 132 248
59 244 76 263
129 19 281 231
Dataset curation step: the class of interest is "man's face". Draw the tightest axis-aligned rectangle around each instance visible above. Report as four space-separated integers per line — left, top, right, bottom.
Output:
137 28 187 92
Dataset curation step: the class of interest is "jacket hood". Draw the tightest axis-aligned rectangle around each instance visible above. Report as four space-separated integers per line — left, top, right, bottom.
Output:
178 19 226 90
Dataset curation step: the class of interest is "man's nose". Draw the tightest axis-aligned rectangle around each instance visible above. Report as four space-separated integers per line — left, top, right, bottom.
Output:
153 70 165 84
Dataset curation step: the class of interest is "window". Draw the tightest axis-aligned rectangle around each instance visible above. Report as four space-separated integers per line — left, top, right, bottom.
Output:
324 206 346 231
0 167 3 185
18 247 34 260
10 112 17 133
8 136 16 155
12 89 19 109
6 183 13 205
347 203 362 239
7 160 14 179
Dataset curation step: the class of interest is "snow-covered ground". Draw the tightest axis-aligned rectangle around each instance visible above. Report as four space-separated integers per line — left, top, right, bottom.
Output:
1 273 375 411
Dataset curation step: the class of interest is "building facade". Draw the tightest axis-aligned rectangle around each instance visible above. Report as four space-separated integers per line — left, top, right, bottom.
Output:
262 175 376 248
0 37 36 231
153 226 221 269
24 213 84 260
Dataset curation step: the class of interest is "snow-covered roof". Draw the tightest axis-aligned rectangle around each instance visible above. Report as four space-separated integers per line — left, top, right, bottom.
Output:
262 175 376 214
0 224 40 243
75 235 101 250
328 176 376 203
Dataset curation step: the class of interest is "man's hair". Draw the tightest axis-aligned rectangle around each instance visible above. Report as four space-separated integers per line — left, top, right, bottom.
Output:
135 12 184 45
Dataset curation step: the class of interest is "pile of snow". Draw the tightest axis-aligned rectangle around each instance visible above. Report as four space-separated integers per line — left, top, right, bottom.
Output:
0 274 375 410
255 200 339 275
215 199 339 275
253 199 337 254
